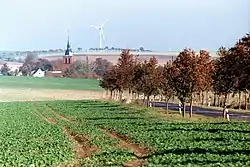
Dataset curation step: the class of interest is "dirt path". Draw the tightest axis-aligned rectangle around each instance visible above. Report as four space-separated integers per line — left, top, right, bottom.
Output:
100 127 151 167
34 102 153 167
31 103 99 166
44 103 152 166
0 88 106 102
123 159 146 167
45 104 79 124
31 103 57 124
63 127 98 159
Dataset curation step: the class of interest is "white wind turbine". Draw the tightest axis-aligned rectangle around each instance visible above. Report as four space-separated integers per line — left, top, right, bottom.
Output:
90 20 108 49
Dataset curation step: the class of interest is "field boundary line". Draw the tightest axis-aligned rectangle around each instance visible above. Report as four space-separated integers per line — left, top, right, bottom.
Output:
31 103 57 125
62 127 98 159
100 127 151 166
45 104 79 124
100 127 151 158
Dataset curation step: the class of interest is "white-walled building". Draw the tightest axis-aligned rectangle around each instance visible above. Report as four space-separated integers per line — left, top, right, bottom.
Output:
32 68 45 77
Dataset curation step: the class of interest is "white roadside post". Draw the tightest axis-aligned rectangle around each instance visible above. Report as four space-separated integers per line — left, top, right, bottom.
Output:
208 97 211 107
149 98 152 107
225 108 230 121
178 102 182 114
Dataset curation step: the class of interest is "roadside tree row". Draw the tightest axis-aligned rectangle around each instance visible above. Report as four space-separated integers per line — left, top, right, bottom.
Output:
100 33 250 118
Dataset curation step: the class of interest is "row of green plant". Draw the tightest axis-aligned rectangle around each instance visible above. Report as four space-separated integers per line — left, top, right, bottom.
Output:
0 102 74 166
34 101 135 166
1 100 249 166
46 100 250 167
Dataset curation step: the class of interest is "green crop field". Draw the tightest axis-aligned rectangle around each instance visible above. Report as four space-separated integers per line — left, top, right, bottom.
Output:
0 100 249 166
0 76 102 91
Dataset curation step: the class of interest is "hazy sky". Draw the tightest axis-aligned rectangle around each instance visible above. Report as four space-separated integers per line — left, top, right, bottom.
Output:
0 0 249 51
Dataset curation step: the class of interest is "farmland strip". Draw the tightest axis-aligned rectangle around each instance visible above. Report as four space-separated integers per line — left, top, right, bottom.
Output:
100 128 150 166
123 159 146 167
45 104 78 124
32 103 57 124
63 127 98 159
100 127 151 158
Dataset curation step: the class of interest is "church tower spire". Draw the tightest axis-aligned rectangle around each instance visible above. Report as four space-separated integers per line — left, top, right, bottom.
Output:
65 30 72 56
63 30 74 65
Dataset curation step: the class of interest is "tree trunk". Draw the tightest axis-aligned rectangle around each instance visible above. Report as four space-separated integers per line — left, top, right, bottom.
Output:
245 92 248 110
222 94 228 119
131 92 134 101
201 92 205 106
160 95 163 102
143 94 146 105
146 95 150 108
213 93 216 106
110 90 113 100
217 95 220 107
198 92 201 104
119 91 123 101
113 91 116 100
106 90 109 98
182 101 186 117
137 93 140 100
189 95 193 118
238 91 241 110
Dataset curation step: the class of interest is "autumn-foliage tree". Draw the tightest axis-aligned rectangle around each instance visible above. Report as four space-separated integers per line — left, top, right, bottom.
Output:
212 47 236 118
161 63 175 111
115 50 137 100
0 63 11 76
34 59 53 71
99 65 120 99
93 58 113 76
139 57 160 107
196 50 214 105
233 34 250 109
99 32 250 120
61 57 112 78
166 49 198 117
130 60 145 100
211 33 250 117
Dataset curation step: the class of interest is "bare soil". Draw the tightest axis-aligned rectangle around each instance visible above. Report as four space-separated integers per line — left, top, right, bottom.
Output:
32 104 57 124
45 104 79 124
100 128 151 158
100 127 150 166
0 88 106 102
45 54 173 66
57 162 81 167
63 127 98 159
123 159 146 167
31 101 99 166
36 111 56 124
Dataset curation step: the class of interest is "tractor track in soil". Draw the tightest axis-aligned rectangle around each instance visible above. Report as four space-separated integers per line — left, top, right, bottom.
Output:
35 103 152 166
32 103 99 166
63 127 99 159
31 103 57 125
45 104 79 124
100 127 151 167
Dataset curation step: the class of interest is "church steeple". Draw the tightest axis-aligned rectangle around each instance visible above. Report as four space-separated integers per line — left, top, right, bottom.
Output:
63 30 74 65
65 30 72 56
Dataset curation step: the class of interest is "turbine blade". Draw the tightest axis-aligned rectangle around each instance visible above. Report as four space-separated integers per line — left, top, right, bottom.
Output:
101 19 108 28
90 25 99 29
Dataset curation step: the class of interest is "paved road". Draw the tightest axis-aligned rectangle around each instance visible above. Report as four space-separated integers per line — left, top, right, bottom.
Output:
152 101 250 120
